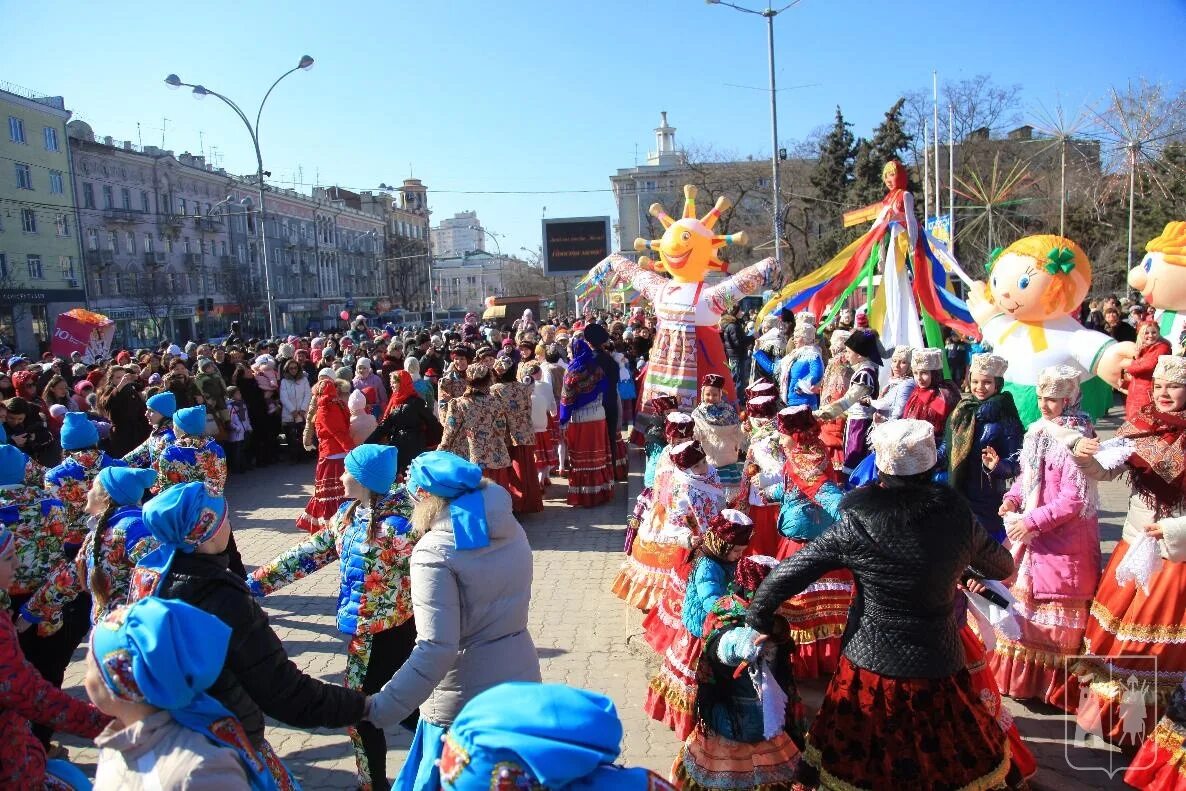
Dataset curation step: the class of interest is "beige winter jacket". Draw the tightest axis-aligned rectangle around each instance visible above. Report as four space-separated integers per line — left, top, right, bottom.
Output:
94 710 249 790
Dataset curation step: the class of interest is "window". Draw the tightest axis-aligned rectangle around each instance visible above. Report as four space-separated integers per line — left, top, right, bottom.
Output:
55 214 69 237
183 237 192 254
14 163 32 190
164 237 173 253
49 170 64 194
82 182 96 209
43 126 58 151
126 231 135 253
26 254 43 280
220 240 228 256
60 256 75 280
0 254 7 279
30 305 48 345
106 231 118 252
102 185 114 209
140 190 149 212
144 233 153 253
121 188 131 210
160 194 171 213
20 209 36 233
237 244 246 264
87 228 99 250
8 116 25 143
179 198 187 216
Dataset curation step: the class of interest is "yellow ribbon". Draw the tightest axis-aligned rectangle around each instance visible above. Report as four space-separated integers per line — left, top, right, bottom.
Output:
1003 321 1048 353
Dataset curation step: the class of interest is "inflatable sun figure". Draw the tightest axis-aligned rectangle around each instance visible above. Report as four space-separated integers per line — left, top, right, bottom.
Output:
635 185 747 281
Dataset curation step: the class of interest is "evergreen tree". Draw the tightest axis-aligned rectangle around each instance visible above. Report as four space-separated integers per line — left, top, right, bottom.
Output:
810 106 855 208
849 98 914 207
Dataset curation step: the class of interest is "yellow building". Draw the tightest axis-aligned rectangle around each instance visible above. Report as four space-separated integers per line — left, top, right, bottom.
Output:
0 83 84 353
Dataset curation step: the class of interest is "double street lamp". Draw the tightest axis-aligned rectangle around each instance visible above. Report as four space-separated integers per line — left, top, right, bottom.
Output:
164 55 314 339
706 1 798 271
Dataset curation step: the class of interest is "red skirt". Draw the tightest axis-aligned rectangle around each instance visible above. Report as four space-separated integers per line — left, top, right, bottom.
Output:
564 419 614 507
959 625 1037 781
485 465 514 493
547 413 562 472
775 538 851 680
643 564 688 655
508 444 544 514
744 504 781 558
1126 711 1186 791
296 456 347 533
802 656 1011 791
613 438 629 483
674 730 802 791
533 430 558 472
644 627 703 741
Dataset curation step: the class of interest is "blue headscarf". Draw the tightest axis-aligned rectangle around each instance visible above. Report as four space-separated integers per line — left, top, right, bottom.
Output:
408 451 488 550
133 482 227 597
558 338 606 424
0 521 13 556
91 597 285 790
441 682 665 790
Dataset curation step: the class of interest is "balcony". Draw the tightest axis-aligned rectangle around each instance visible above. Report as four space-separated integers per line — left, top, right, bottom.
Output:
103 208 139 223
85 249 115 267
184 253 203 267
195 217 222 233
144 252 167 267
160 213 185 228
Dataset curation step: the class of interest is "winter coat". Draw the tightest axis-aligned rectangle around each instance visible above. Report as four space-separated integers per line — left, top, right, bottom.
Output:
149 551 366 748
0 486 70 597
158 437 227 496
1125 339 1172 422
439 392 511 469
780 348 824 409
195 372 228 415
365 483 540 729
249 490 416 636
352 371 388 408
93 710 248 790
314 388 354 458
1002 425 1101 600
940 394 1023 542
722 317 747 361
105 383 150 458
528 379 557 433
279 376 312 424
902 382 961 439
44 449 128 535
748 482 1013 678
366 397 441 476
763 476 844 542
0 614 108 790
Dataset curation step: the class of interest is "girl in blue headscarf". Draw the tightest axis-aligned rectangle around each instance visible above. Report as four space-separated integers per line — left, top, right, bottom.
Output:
559 338 615 507
158 405 228 495
366 450 540 791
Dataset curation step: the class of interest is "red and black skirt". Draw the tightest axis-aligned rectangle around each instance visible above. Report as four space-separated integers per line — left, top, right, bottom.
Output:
296 455 347 533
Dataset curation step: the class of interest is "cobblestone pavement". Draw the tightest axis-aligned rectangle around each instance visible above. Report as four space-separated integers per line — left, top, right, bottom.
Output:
56 415 1141 789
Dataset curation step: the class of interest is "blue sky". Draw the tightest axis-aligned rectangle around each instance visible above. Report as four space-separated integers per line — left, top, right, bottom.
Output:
2 0 1183 258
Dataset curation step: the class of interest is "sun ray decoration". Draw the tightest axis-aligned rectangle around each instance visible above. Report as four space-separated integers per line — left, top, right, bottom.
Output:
1027 97 1098 238
633 185 748 275
953 152 1035 270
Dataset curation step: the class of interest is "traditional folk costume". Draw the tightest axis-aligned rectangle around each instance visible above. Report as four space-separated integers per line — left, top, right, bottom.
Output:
737 395 782 557
157 405 228 496
629 401 688 561
612 440 721 612
942 354 1024 542
434 347 471 417
1126 676 1186 791
439 362 515 493
606 254 777 408
777 322 823 410
249 444 416 790
748 419 1022 791
646 510 753 741
692 375 745 501
901 347 960 440
522 362 559 479
19 467 158 636
559 340 615 508
816 329 881 475
989 367 1100 707
298 381 355 533
643 395 680 489
751 315 786 382
868 345 915 421
44 412 128 541
817 330 852 472
491 360 543 515
121 391 177 494
1068 356 1186 744
674 555 803 791
761 406 850 679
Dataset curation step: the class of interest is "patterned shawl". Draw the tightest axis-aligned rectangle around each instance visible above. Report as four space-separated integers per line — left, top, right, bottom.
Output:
781 424 834 502
946 391 1020 493
1118 404 1186 519
559 339 605 424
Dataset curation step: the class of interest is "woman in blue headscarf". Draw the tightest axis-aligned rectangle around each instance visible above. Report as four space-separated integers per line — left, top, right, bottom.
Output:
87 596 292 789
366 450 540 791
559 338 615 507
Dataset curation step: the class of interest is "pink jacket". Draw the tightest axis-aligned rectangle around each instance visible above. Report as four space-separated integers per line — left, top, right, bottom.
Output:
1003 435 1101 600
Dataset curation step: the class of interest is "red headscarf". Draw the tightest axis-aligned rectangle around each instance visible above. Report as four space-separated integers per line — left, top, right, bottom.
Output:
382 371 417 419
12 370 37 395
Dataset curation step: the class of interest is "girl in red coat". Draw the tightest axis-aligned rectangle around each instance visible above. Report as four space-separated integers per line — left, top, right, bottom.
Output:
902 348 961 440
1124 320 1172 422
297 379 357 533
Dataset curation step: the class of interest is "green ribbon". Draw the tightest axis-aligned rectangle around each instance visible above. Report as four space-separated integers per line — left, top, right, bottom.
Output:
1044 246 1076 275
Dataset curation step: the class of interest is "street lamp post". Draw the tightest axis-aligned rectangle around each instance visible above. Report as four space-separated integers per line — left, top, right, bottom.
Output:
706 1 796 272
165 55 314 339
468 225 504 295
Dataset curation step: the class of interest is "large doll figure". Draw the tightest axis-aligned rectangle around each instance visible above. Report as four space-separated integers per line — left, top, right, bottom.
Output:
1129 221 1186 354
967 235 1135 426
592 185 777 409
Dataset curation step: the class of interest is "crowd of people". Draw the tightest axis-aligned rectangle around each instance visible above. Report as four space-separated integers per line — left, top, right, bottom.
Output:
2 286 1185 790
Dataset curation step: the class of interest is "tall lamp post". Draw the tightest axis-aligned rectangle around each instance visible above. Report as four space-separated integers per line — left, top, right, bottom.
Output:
706 1 796 272
165 55 314 339
468 225 504 295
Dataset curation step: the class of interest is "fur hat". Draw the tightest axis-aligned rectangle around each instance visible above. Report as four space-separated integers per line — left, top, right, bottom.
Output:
793 321 818 343
1035 366 1079 399
746 395 778 418
701 373 727 390
870 419 936 476
891 345 914 364
665 412 695 442
1154 355 1186 385
969 353 1008 379
670 439 706 470
829 330 851 354
911 348 943 372
845 329 882 364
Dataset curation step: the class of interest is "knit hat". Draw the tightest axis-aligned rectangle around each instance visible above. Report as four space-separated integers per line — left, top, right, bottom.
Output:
344 444 399 496
870 419 936 476
97 467 157 507
0 445 27 486
146 391 177 418
969 353 1008 379
746 395 778 418
60 412 99 450
317 368 336 380
1035 366 1080 399
702 509 754 557
911 348 943 372
347 389 367 416
1154 355 1186 385
173 405 206 437
664 412 695 442
700 373 726 390
670 439 706 470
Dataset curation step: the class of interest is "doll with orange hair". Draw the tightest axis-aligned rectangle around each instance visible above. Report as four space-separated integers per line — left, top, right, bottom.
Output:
967 235 1135 426
1130 221 1186 355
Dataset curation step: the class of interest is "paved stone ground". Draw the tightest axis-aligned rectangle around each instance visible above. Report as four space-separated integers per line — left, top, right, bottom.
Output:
54 413 1142 789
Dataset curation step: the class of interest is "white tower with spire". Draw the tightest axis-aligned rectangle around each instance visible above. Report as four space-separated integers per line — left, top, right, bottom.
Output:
648 111 681 167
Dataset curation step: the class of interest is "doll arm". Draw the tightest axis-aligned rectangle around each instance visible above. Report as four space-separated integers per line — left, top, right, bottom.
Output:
705 258 777 312
903 191 920 249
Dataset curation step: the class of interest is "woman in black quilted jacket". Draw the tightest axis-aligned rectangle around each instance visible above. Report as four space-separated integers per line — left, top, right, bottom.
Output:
744 418 1025 791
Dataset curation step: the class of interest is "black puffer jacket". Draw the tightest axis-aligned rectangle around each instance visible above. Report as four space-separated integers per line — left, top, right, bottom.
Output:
747 481 1013 679
158 552 365 746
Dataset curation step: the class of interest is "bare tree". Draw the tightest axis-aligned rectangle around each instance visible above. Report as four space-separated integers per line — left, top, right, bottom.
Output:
219 257 266 337
903 75 1023 164
128 266 186 342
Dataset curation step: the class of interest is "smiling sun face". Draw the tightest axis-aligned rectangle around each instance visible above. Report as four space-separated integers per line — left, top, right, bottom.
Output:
634 184 747 284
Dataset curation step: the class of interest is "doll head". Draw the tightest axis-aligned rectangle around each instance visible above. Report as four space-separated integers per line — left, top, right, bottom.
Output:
882 160 908 192
633 185 747 284
986 235 1091 322
1129 221 1186 310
